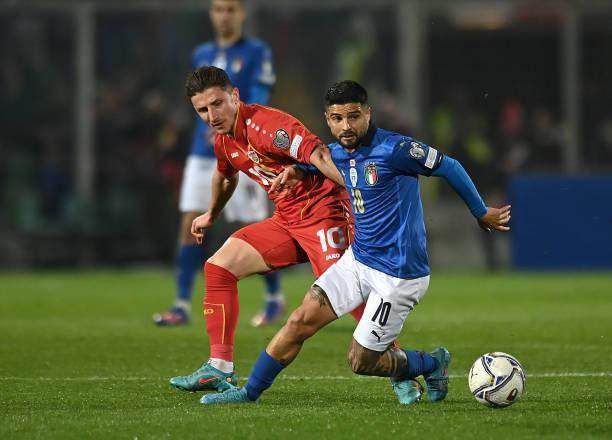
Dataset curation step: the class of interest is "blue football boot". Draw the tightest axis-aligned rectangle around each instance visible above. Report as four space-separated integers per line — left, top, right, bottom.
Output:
169 362 237 392
153 307 189 326
424 347 451 402
391 378 424 405
201 386 253 405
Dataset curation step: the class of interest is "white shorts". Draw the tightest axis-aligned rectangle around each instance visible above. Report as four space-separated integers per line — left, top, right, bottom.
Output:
315 246 430 352
179 155 268 223
179 156 215 213
223 173 269 223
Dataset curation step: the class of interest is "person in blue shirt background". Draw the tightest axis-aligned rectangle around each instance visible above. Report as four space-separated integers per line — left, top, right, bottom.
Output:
199 80 511 406
154 0 283 327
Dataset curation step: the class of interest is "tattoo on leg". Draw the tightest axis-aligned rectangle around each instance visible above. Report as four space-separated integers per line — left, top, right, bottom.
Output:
379 347 408 378
309 285 330 308
349 340 408 377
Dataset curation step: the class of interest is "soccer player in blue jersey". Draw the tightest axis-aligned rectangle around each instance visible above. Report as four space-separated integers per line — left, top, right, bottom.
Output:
154 0 283 327
198 80 511 405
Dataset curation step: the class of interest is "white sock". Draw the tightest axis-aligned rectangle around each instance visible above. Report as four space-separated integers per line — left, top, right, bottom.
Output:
265 292 285 303
173 299 191 313
208 358 234 374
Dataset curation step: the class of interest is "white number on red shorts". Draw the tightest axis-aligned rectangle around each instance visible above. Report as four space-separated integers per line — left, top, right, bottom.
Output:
316 227 346 253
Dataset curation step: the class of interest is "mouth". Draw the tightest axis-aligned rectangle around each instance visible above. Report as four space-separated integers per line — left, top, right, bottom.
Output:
211 122 224 130
340 133 357 144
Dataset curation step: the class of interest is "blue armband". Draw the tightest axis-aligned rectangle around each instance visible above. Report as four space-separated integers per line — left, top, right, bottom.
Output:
432 156 488 218
295 163 320 174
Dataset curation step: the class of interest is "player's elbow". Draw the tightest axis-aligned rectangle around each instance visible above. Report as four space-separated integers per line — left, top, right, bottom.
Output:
309 145 329 166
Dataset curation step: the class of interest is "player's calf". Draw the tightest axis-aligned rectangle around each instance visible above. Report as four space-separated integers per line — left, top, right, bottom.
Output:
267 285 337 365
347 339 408 377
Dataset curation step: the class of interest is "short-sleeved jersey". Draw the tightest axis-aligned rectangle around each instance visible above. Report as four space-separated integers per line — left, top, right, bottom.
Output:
190 37 276 158
328 125 443 279
214 102 349 223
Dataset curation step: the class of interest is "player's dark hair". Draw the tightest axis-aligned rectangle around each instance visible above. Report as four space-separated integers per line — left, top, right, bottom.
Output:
185 66 233 98
325 80 368 107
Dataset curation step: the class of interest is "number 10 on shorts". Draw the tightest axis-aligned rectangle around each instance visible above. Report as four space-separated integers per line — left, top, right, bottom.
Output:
316 227 346 252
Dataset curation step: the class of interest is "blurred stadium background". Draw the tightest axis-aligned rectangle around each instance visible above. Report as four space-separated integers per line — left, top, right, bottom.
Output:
2 2 612 438
1 0 611 270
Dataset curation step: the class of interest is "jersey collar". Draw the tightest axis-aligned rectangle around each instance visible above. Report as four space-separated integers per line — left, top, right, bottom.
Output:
358 122 377 147
231 101 248 142
215 35 245 50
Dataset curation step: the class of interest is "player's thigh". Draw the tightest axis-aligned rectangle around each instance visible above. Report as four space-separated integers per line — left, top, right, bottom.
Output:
208 236 270 279
313 247 365 318
354 272 430 352
223 175 269 223
293 214 352 277
178 156 214 213
219 218 307 276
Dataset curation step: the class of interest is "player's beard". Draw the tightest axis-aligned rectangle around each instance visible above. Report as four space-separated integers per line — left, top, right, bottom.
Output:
338 130 359 148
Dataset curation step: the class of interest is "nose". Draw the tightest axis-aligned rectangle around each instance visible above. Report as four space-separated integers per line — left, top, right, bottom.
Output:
340 118 351 130
208 108 219 123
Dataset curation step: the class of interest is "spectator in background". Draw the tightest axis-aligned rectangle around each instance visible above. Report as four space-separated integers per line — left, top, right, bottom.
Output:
529 107 562 170
499 98 529 178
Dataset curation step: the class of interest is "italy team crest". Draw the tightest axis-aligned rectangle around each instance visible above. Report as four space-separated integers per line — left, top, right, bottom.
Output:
364 163 378 186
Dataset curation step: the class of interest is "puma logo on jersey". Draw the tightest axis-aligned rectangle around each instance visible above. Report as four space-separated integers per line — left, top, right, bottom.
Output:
371 330 381 343
231 152 239 158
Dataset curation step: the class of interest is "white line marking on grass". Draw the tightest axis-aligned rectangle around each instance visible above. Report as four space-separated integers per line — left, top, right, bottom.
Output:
0 372 610 381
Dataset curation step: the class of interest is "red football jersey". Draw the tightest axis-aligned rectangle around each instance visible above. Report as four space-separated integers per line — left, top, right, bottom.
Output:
214 102 349 223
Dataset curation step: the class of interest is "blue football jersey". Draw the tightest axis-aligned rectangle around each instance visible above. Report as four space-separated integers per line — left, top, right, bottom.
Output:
329 126 443 279
190 37 276 157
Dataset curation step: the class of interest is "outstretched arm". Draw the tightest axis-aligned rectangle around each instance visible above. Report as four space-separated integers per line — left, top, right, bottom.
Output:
308 145 345 187
269 145 344 195
432 156 511 232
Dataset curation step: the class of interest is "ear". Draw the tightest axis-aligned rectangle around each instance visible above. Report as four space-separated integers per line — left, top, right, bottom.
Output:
324 110 332 127
364 105 372 123
231 87 240 104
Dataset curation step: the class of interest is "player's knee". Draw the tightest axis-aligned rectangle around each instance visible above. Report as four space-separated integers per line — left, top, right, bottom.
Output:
206 248 233 271
284 308 317 342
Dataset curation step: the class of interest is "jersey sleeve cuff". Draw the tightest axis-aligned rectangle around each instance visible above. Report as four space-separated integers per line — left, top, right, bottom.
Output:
298 139 322 164
472 205 488 219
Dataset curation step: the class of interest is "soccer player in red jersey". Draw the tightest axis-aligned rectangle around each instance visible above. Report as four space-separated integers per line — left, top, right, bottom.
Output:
169 66 364 392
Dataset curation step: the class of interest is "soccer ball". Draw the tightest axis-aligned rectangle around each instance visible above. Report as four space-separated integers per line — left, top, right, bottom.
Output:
468 352 526 408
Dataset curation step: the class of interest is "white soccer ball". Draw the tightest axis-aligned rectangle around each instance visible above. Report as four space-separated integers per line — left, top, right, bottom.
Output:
468 352 526 408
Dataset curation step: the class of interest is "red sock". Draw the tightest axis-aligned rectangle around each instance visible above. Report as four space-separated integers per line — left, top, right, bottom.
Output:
350 303 365 321
203 262 239 362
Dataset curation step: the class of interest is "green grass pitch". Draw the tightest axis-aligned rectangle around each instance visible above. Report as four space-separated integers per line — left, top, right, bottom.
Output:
1 269 611 439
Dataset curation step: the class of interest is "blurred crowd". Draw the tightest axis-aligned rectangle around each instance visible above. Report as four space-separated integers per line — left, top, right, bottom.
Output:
1 9 611 267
